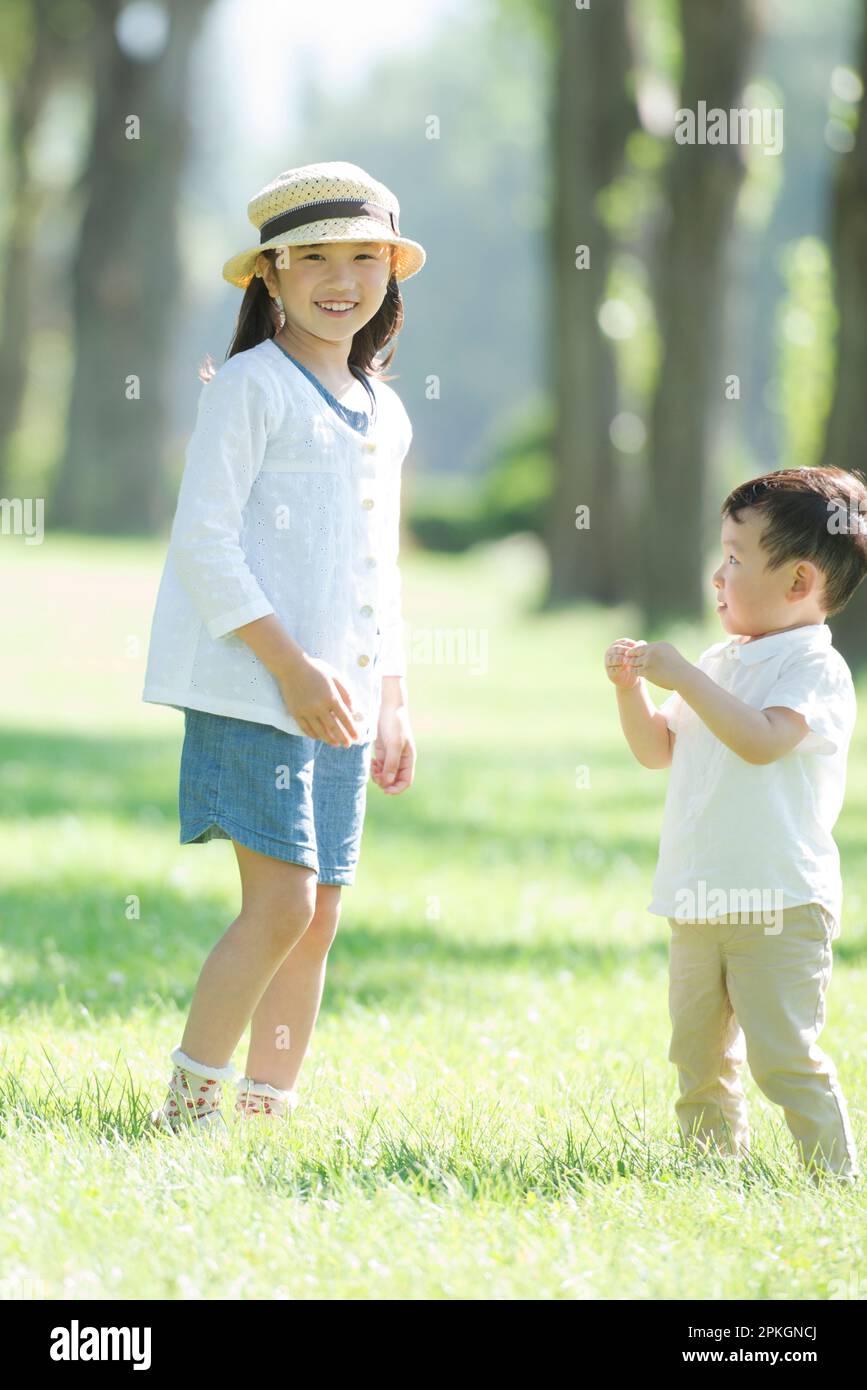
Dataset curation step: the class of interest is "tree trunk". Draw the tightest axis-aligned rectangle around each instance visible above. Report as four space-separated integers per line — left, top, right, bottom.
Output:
823 0 867 672
51 0 212 534
645 0 754 625
543 0 637 607
0 0 69 496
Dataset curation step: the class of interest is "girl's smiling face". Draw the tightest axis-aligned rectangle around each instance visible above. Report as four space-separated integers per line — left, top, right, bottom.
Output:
259 240 393 341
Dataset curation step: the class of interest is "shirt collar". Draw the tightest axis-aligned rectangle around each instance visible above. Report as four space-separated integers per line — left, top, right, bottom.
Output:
722 622 832 664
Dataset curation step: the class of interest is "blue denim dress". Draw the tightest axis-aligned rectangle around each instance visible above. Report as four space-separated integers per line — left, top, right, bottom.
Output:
178 341 379 885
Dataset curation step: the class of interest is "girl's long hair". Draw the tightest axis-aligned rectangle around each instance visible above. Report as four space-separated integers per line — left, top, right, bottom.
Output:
198 246 404 384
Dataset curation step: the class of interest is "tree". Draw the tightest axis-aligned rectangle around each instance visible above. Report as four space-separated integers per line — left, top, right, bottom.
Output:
543 0 638 606
51 0 213 533
645 0 754 624
0 0 81 496
823 0 867 671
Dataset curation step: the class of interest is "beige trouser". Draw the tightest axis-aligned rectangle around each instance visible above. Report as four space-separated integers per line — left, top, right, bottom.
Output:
666 902 859 1179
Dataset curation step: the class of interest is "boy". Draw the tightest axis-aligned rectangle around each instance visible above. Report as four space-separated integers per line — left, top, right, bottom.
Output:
605 466 867 1179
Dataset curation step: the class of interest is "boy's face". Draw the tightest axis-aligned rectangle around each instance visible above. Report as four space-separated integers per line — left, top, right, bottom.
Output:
711 507 827 638
260 240 393 342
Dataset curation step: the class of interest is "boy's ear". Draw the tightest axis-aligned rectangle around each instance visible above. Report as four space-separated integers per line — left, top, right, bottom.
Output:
786 558 822 603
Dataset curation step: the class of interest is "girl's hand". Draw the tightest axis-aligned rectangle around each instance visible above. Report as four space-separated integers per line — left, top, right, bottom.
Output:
604 637 643 690
625 640 688 691
372 706 416 794
277 654 358 745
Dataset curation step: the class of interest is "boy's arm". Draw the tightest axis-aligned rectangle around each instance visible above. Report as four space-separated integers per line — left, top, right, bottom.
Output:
673 663 809 764
616 680 674 769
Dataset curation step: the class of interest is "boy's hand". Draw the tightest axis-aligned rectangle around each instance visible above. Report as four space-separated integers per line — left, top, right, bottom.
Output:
604 637 643 690
624 640 689 691
372 705 416 794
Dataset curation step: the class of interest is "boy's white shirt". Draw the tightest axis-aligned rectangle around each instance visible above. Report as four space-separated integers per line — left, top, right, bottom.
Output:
142 337 411 742
648 622 856 932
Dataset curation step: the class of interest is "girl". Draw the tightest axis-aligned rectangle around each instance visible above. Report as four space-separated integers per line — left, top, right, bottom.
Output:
141 161 426 1133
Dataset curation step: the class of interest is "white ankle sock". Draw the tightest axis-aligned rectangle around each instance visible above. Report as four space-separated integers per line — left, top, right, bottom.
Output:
235 1077 300 1119
153 1047 238 1129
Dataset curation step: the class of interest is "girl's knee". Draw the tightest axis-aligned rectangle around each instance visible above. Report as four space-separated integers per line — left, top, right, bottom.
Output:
232 844 318 941
298 885 342 954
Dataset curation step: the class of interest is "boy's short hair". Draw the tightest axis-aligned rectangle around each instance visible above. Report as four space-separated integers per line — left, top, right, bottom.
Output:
721 466 867 616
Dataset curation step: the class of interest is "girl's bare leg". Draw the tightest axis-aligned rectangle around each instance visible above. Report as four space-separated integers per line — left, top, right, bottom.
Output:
243 883 342 1090
178 843 318 1067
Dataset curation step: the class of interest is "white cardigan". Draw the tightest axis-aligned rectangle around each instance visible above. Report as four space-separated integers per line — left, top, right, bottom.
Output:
142 337 411 742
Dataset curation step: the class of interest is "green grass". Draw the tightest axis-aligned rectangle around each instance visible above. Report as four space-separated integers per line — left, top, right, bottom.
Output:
1 531 865 1300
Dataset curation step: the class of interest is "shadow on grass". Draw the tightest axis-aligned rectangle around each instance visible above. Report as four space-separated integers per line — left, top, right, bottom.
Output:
0 722 665 840
0 726 182 823
0 872 675 1015
3 868 866 1019
2 725 866 1022
8 723 863 871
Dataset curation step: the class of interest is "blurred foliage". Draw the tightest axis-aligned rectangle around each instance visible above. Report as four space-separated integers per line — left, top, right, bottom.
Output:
776 236 836 469
600 251 660 409
408 396 553 551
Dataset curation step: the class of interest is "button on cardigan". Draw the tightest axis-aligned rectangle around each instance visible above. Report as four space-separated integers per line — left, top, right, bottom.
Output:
142 336 412 743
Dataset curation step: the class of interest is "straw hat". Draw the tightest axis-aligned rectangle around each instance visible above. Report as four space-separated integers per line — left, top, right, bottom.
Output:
221 161 426 288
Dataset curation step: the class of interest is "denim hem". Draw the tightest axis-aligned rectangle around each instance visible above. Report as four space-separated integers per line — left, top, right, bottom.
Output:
317 868 357 887
180 814 319 872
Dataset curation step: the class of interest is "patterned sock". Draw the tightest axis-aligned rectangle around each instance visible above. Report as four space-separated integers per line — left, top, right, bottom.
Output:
151 1047 238 1131
235 1077 300 1120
